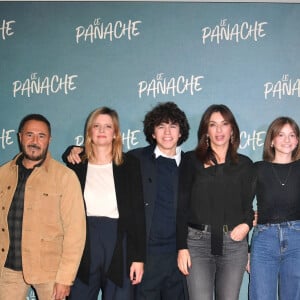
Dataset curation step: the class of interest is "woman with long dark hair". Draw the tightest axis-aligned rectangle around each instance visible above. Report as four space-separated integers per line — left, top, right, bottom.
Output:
177 104 255 300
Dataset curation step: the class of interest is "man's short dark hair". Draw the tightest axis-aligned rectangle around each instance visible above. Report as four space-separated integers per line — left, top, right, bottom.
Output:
143 102 190 146
18 114 51 135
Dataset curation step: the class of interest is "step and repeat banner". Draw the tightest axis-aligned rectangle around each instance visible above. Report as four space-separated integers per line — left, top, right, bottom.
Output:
1 2 300 299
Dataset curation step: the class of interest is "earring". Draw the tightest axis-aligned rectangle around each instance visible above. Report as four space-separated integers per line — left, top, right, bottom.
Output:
231 134 234 144
206 135 209 147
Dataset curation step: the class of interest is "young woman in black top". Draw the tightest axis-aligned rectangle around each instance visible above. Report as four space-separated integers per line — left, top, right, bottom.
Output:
249 117 300 300
177 104 255 300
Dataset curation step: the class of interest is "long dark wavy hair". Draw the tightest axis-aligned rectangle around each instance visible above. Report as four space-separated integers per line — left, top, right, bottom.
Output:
195 104 240 164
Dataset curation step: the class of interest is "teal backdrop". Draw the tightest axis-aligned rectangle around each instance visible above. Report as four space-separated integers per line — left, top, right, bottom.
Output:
1 1 300 299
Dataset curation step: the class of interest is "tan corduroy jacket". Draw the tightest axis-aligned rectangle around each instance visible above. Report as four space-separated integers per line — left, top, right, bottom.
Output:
0 152 86 285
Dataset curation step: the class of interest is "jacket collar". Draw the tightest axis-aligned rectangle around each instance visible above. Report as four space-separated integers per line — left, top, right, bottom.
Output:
10 152 52 172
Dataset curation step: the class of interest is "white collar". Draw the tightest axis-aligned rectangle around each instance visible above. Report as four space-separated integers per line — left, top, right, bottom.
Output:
154 145 181 166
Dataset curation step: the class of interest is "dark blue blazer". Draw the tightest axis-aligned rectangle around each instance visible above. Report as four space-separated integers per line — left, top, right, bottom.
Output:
129 145 189 299
129 145 181 245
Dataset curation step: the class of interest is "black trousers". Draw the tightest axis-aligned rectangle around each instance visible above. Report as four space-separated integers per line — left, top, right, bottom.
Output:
69 217 133 300
135 252 188 300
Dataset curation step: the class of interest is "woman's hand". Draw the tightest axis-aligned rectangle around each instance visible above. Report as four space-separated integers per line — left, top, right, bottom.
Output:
246 253 251 273
253 210 258 227
230 223 250 241
177 249 191 275
130 262 144 285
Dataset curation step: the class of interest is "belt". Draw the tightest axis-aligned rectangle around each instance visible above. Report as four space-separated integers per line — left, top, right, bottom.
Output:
188 223 233 233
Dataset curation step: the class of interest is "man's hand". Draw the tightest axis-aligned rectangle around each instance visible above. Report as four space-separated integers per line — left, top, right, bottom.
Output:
130 262 144 285
177 249 191 275
52 283 70 300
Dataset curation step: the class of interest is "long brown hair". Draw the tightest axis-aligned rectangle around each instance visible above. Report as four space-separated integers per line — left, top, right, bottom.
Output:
263 116 300 162
195 104 240 164
82 107 123 165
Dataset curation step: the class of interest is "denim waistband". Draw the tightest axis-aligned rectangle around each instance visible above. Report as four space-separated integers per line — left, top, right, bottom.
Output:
257 220 300 227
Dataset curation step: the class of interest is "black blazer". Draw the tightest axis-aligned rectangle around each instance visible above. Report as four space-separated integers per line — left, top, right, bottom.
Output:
63 148 146 287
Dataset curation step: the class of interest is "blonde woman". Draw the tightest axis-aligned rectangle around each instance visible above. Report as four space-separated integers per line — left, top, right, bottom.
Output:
63 107 146 300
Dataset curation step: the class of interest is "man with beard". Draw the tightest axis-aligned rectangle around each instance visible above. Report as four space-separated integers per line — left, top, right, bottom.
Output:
0 114 86 300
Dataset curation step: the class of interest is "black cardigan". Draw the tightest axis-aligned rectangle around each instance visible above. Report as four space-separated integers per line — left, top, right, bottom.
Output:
63 148 146 287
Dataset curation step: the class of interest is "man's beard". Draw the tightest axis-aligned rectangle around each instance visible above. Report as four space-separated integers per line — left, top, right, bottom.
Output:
22 144 48 162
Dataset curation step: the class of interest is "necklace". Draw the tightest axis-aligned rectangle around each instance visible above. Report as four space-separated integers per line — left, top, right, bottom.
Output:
271 163 293 187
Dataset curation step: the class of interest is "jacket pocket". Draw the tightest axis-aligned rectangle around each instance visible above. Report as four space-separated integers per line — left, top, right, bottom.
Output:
40 236 63 272
39 192 62 225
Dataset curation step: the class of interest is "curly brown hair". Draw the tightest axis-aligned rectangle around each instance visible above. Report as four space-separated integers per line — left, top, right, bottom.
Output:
143 102 190 146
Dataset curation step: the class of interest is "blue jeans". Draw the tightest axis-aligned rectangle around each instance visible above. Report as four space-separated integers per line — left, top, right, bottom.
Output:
187 227 248 300
250 221 300 300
